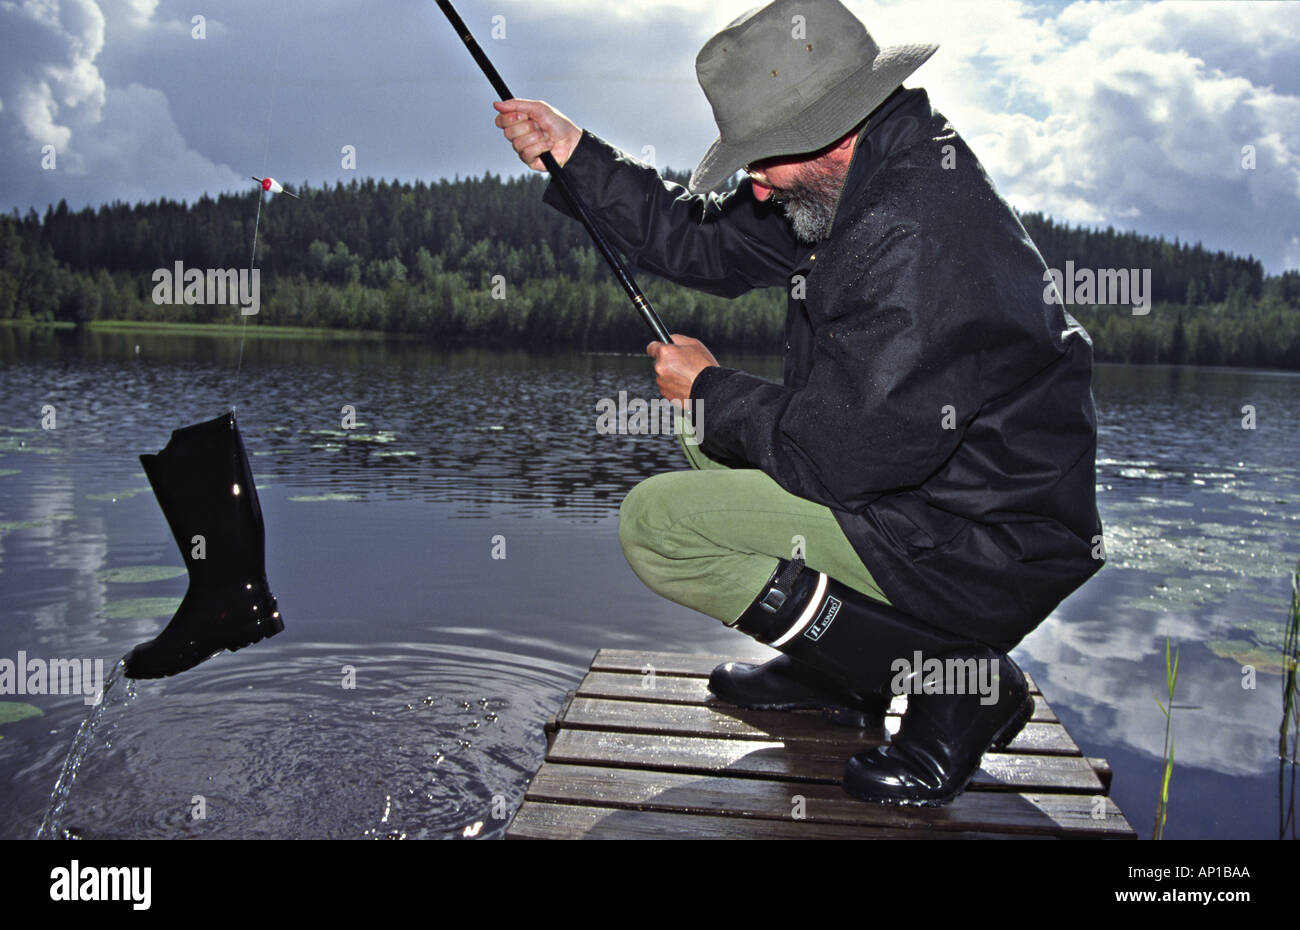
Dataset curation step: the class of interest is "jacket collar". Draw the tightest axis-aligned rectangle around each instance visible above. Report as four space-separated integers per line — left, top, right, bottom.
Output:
823 86 934 240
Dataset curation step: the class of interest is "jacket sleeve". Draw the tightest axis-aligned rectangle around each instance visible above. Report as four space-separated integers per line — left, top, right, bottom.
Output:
542 130 801 298
688 218 985 513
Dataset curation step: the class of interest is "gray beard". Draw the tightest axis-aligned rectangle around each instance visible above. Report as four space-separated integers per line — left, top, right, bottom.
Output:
773 167 845 244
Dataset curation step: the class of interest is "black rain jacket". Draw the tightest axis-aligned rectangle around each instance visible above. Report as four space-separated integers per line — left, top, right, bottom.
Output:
542 87 1103 651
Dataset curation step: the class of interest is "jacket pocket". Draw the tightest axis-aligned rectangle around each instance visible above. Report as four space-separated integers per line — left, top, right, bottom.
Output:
870 493 968 553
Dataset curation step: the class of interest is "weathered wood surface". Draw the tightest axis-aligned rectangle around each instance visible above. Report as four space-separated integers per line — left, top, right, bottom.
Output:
507 801 1061 840
557 697 1077 754
576 670 1059 722
589 649 1044 692
510 649 1136 840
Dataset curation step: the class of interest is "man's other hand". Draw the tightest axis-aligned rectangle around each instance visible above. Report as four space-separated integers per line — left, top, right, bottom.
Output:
647 335 719 409
493 98 582 170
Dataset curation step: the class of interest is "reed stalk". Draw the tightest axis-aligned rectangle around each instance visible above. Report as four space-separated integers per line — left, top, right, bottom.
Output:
1153 636 1179 840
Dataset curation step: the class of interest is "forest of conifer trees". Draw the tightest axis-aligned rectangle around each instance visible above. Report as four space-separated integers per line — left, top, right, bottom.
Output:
3 168 1298 368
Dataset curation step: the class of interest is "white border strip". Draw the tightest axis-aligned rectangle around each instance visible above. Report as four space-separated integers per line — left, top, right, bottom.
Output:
770 571 828 648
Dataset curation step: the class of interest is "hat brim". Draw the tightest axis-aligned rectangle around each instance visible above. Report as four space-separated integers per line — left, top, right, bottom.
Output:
688 42 938 195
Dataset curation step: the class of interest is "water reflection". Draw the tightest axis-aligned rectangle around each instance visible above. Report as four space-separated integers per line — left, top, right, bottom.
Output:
1 326 1298 838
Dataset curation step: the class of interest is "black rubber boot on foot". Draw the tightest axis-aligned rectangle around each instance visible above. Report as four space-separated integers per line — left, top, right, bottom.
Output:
710 558 974 729
123 411 283 680
841 647 1033 807
708 654 888 728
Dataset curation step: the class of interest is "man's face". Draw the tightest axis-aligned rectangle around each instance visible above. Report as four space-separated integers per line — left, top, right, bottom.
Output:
748 154 848 244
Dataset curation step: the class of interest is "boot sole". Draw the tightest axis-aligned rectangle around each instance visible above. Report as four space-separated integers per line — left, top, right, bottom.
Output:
229 612 284 652
214 610 284 663
126 612 284 680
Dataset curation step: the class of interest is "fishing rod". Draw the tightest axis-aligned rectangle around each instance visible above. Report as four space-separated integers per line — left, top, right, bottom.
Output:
434 0 673 345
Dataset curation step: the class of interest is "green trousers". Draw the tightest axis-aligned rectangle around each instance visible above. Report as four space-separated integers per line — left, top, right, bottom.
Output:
617 420 891 625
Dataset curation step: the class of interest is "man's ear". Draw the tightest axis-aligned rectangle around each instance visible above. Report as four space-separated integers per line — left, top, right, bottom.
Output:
824 129 858 169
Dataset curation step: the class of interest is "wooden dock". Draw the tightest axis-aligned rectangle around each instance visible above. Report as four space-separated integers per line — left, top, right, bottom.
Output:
506 649 1136 839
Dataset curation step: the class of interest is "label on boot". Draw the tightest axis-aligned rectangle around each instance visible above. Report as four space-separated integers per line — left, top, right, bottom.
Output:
803 595 841 642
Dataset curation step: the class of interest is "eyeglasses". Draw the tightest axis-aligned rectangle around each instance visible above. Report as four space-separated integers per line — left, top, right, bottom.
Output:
745 136 845 182
744 158 776 183
744 152 807 184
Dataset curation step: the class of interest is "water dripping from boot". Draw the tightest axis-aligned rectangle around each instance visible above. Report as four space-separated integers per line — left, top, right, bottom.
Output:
36 660 135 840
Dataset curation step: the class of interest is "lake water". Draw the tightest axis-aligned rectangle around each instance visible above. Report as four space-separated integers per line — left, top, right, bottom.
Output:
1 326 1296 839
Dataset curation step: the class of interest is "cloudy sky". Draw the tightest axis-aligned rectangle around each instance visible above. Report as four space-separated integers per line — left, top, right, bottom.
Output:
2 0 1297 273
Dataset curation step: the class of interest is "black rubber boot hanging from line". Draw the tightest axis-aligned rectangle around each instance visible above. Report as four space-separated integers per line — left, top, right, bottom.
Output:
708 557 975 729
842 647 1034 807
123 412 283 680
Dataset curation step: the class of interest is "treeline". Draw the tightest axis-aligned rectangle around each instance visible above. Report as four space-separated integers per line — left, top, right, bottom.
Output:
1074 305 1300 368
1016 211 1275 307
2 169 1299 366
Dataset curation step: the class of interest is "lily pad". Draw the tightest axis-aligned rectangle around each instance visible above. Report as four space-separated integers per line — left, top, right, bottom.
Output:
96 565 187 584
1131 573 1261 613
1207 639 1292 675
1224 488 1300 506
306 428 351 438
1115 467 1184 480
86 487 153 502
1229 619 1293 651
0 436 58 454
103 597 182 620
1229 504 1300 520
1241 590 1292 610
1098 518 1297 579
0 469 19 477
0 702 43 726
0 514 71 534
289 493 362 502
306 428 393 443
345 432 396 444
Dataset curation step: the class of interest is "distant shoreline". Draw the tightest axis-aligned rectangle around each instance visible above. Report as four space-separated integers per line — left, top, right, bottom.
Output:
0 319 397 341
4 317 1299 376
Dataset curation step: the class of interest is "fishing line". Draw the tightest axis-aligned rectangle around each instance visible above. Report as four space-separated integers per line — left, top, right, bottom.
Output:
234 25 286 402
38 10 297 843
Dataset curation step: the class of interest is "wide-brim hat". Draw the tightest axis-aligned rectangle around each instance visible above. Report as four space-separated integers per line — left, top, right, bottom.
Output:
689 0 937 194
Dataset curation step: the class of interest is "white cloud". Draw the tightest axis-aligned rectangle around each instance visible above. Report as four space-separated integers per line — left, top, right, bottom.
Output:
82 82 245 202
1 0 240 203
99 0 158 29
1 0 1295 269
0 0 108 158
860 0 1300 270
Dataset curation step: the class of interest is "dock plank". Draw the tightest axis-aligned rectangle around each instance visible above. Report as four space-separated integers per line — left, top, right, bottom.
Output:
507 801 1055 840
522 763 1132 837
589 648 1043 695
575 669 1057 723
560 696 1079 755
506 650 1134 839
546 729 1104 793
